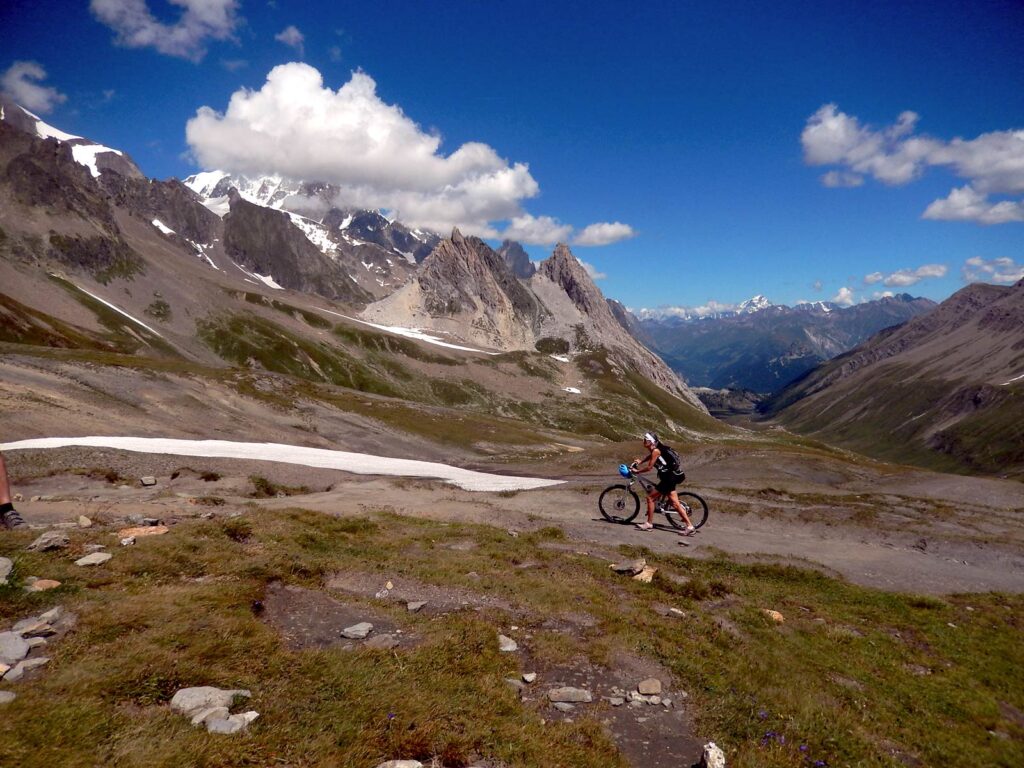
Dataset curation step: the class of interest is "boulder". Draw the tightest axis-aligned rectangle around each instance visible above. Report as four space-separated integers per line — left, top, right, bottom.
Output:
26 531 69 552
548 687 592 703
610 558 646 575
638 678 662 695
0 632 30 665
341 622 373 640
701 742 726 768
169 687 251 718
75 552 113 567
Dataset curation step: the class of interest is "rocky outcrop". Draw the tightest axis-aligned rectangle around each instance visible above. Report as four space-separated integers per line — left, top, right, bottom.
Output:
497 239 536 278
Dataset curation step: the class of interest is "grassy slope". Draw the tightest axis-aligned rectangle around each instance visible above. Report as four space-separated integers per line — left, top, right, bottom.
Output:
1 509 1021 767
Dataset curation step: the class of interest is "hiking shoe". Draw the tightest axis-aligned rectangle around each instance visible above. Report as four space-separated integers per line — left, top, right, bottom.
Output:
635 521 654 531
1 508 25 529
679 525 696 536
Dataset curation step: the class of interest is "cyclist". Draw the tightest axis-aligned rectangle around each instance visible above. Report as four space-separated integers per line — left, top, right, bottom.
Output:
631 432 695 535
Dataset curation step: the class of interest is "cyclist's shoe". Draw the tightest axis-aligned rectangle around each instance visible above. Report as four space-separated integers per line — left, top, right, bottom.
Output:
679 525 696 536
635 521 654 531
1 508 26 529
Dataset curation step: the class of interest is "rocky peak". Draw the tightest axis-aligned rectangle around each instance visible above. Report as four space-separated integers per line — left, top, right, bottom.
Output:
538 243 606 317
497 239 536 279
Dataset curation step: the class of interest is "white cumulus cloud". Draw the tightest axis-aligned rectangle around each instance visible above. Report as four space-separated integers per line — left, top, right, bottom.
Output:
832 287 856 306
274 25 305 57
1 61 67 114
863 264 948 287
572 221 636 246
962 256 1024 285
90 0 240 62
186 63 631 241
802 103 1024 225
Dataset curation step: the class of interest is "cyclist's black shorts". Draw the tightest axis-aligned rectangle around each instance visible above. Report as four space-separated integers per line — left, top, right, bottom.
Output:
655 474 679 495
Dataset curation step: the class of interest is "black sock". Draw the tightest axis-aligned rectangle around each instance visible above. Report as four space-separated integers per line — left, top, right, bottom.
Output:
0 502 13 514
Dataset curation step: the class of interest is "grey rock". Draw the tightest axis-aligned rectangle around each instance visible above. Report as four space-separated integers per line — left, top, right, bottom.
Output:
169 687 251 718
610 558 646 575
39 606 65 624
25 638 47 649
505 678 526 692
0 691 15 704
364 634 399 650
120 537 136 547
638 677 662 695
701 742 726 768
26 531 69 552
142 517 161 526
548 686 592 703
140 477 157 487
13 619 54 638
0 633 30 665
4 657 49 682
406 601 427 613
609 697 625 707
205 710 258 734
498 634 518 652
552 702 576 712
75 552 112 567
522 672 537 683
190 706 229 726
0 557 12 584
341 622 373 639
83 544 107 553
374 762 424 768
78 516 93 528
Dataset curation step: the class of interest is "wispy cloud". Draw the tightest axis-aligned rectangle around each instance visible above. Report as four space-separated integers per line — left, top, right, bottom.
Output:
573 222 636 246
962 256 1023 285
90 0 240 62
1 61 67 113
864 264 947 287
802 104 1024 225
274 25 305 58
328 45 342 63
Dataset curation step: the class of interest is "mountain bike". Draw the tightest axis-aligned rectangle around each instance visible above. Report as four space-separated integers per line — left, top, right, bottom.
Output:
598 465 709 530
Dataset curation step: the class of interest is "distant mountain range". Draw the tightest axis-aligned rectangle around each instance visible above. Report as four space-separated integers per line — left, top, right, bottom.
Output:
764 279 1024 477
639 294 936 393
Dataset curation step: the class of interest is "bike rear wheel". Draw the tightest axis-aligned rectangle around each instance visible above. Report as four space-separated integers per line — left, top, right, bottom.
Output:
598 484 640 523
664 492 709 530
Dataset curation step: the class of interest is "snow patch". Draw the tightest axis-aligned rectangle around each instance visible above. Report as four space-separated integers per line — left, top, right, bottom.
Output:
67 281 164 338
313 309 499 355
70 143 124 178
151 219 175 235
288 212 338 254
20 106 81 141
0 437 563 493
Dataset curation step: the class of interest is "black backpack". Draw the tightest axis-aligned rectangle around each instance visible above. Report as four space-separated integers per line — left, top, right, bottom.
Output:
658 443 685 479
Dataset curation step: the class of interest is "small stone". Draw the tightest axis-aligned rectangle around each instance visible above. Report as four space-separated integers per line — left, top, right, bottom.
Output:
190 706 229 726
669 608 685 616
507 529 519 537
4 657 49 682
0 691 15 704
629 699 643 708
169 687 251 718
25 638 47 649
662 698 673 708
498 635 518 652
24 579 61 592
120 537 136 547
763 609 785 623
75 552 113 567
83 544 107 553
13 619 54 638
552 702 576 712
39 607 64 623
375 762 424 768
78 516 93 528
701 741 726 768
117 526 168 538
548 687 592 703
648 695 662 705
26 531 69 552
406 601 427 613
30 496 41 502
205 717 244 734
0 557 13 585
638 678 662 695
522 672 537 684
609 697 625 707
341 622 373 639
12 493 23 502
610 558 646 575
364 634 399 650
633 565 657 583
142 518 161 526
140 477 157 487
0 633 30 665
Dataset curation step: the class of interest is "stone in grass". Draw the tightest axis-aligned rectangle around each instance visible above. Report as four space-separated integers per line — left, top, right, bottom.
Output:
0 633 30 665
0 691 15 704
610 558 646 576
140 476 157 487
341 622 374 640
26 531 69 552
701 742 726 768
169 687 251 718
552 702 576 712
0 557 13 585
762 609 785 623
78 516 93 528
375 762 424 768
498 635 518 652
364 634 399 651
608 697 625 707
4 658 50 682
206 711 259 734
406 601 427 613
24 579 61 593
75 552 113 567
548 687 592 703
190 706 229 726
522 672 537 684
39 606 64 624
638 678 662 695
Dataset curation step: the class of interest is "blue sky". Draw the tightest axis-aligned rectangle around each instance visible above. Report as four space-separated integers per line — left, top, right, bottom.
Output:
2 0 1022 312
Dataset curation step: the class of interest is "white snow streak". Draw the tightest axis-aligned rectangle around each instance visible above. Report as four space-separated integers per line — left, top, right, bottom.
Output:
71 283 164 338
151 219 175 235
254 273 284 290
549 355 570 363
314 308 499 355
1001 373 1024 386
0 437 563 493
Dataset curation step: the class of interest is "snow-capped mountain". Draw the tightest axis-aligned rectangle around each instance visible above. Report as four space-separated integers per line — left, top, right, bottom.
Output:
737 294 773 314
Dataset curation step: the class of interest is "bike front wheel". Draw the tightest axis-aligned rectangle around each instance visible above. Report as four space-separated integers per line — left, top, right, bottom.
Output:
598 484 640 524
664 492 709 530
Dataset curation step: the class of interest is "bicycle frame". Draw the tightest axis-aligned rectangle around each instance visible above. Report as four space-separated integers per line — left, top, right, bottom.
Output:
626 470 685 516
